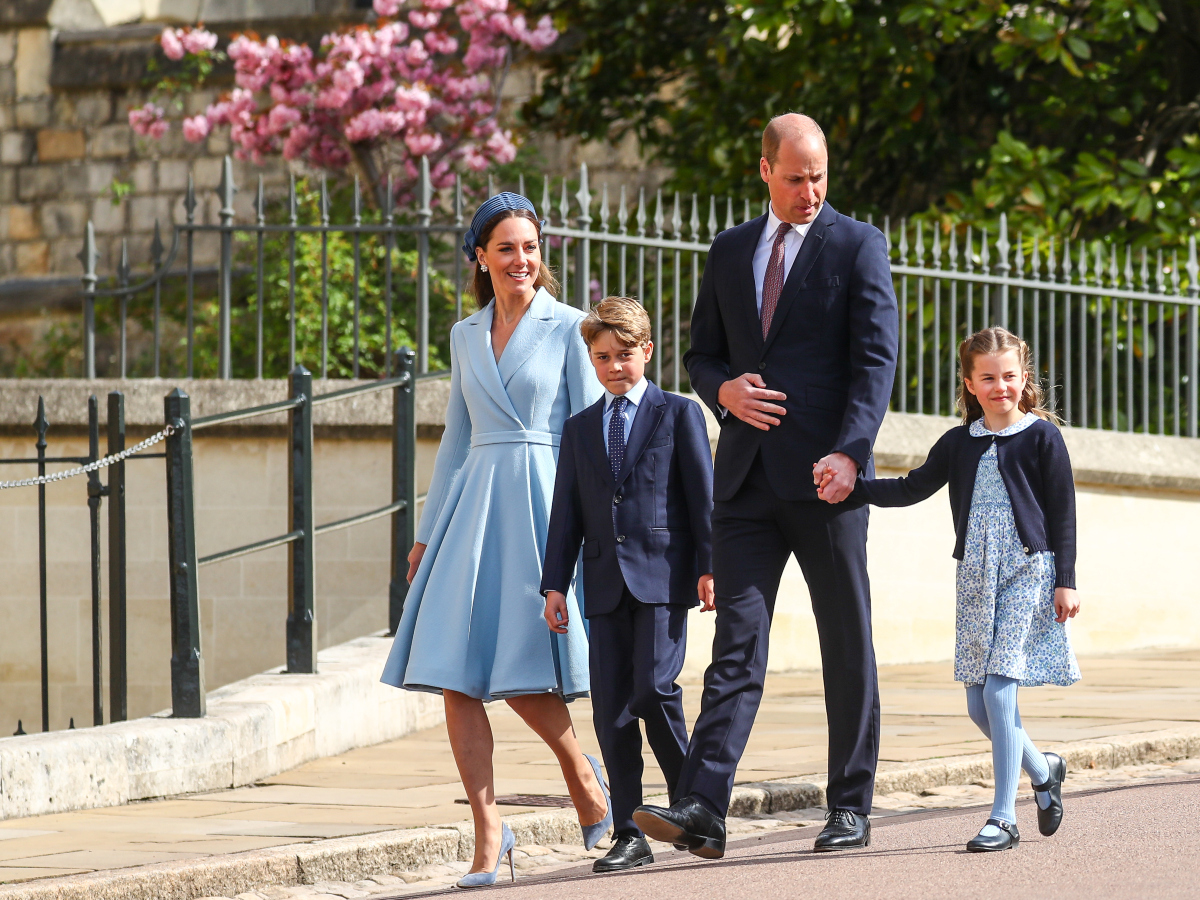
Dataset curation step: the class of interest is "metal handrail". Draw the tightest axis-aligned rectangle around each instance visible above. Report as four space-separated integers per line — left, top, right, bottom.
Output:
191 395 306 429
198 529 304 566
311 372 410 406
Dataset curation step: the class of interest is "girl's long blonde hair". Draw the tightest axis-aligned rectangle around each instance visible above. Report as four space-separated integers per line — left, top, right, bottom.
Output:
956 327 1061 425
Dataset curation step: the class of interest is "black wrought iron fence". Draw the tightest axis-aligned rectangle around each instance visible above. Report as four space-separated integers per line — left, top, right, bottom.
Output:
76 156 1199 437
0 392 165 733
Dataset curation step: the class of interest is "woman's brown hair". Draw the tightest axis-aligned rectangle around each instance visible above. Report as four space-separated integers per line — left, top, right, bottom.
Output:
956 326 1061 425
468 209 559 305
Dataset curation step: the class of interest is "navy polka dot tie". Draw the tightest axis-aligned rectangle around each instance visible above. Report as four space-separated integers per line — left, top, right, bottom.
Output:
608 396 627 481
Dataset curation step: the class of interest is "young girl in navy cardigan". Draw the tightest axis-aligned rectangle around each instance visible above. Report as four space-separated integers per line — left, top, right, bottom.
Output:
816 326 1081 852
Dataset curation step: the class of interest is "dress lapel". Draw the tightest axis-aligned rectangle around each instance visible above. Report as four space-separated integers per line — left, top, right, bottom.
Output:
762 202 836 355
497 288 563 388
616 380 666 487
580 397 614 486
464 302 522 424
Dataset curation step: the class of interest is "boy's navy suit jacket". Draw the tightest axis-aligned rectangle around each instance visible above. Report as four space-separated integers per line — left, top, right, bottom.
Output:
540 380 714 618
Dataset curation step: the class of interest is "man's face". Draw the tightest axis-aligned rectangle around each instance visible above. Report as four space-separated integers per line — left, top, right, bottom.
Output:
759 135 828 224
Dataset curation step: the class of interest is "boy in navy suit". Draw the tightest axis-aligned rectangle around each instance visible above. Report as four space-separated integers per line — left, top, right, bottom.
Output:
541 296 714 873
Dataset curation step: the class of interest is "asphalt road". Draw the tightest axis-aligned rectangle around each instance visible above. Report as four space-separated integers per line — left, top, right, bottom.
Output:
438 776 1200 900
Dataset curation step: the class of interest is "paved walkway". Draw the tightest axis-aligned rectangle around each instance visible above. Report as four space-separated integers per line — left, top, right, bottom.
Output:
0 649 1197 885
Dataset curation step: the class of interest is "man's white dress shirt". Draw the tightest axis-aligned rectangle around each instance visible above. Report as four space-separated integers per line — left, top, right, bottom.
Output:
751 207 814 312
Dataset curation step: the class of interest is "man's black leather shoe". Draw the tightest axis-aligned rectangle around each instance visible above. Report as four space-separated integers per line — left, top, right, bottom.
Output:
633 796 726 859
593 834 654 873
966 818 1019 852
813 809 870 852
1031 752 1066 836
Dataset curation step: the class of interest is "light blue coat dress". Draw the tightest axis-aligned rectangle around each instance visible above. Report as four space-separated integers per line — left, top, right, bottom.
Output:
381 288 602 700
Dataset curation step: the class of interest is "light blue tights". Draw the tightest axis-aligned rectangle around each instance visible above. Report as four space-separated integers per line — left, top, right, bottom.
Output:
966 675 1052 826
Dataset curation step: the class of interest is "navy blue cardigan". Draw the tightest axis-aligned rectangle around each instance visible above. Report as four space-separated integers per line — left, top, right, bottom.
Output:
853 417 1077 589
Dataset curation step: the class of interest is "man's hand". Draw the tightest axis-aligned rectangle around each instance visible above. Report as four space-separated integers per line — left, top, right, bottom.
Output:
406 542 427 584
698 574 715 612
717 374 787 431
814 452 857 503
1054 587 1080 623
544 590 570 633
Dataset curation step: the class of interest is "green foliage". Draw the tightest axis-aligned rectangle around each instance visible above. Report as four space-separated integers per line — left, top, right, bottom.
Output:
525 0 1200 246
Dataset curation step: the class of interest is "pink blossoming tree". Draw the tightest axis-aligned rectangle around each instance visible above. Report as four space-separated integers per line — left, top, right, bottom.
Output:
130 0 557 207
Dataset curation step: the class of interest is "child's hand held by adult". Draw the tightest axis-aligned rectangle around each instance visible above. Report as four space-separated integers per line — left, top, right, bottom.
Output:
698 574 715 611
1053 587 1080 623
544 590 569 633
815 453 856 503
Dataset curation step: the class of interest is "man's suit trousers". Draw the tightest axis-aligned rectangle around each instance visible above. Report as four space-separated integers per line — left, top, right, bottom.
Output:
589 587 690 836
677 455 880 816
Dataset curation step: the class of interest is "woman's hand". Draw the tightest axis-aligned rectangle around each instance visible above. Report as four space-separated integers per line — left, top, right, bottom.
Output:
406 542 427 584
1054 587 1080 623
544 591 569 633
698 574 716 612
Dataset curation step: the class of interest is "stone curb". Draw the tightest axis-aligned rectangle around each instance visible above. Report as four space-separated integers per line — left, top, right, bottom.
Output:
2 724 1196 900
0 636 444 822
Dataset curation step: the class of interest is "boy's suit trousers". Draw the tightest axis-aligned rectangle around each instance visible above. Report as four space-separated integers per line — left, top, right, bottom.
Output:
588 586 689 836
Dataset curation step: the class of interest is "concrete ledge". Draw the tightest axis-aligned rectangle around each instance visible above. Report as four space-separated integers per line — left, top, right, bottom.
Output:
0 378 451 432
0 635 443 822
2 723 1197 899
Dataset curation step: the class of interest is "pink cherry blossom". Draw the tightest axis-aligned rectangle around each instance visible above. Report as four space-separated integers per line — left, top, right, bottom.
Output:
160 28 185 60
138 5 559 199
182 114 211 142
181 27 219 55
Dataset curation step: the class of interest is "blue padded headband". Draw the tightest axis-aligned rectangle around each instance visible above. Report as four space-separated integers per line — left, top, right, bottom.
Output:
462 192 544 263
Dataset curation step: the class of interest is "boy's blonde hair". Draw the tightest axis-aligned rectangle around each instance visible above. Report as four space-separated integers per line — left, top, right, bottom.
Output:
580 296 652 348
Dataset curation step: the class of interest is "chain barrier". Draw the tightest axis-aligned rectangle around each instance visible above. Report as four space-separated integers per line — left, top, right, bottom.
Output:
0 425 177 490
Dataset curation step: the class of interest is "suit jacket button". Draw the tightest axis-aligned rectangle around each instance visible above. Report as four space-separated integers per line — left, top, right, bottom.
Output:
758 362 766 370
616 535 625 543
613 495 622 505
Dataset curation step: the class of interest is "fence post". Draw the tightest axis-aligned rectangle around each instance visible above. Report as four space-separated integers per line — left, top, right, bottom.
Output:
1188 235 1198 438
389 348 417 634
107 391 128 722
86 396 105 727
164 389 205 717
575 163 592 310
217 156 237 380
416 157 431 374
35 398 49 733
287 365 317 674
80 222 98 379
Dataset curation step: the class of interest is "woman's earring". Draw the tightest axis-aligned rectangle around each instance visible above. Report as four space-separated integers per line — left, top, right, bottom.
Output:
480 264 488 272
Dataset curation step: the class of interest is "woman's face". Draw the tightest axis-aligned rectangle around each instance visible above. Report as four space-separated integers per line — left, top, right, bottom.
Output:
476 215 541 302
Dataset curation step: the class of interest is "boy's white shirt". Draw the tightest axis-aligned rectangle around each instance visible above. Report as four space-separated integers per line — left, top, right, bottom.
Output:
601 375 649 453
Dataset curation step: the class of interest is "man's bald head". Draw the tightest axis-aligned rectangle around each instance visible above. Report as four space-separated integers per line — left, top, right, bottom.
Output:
762 114 827 169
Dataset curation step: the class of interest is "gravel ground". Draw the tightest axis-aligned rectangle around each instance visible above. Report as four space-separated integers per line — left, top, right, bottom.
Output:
191 756 1200 899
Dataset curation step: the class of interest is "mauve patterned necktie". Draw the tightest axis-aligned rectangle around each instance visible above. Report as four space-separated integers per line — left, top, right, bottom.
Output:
760 221 792 339
608 396 627 481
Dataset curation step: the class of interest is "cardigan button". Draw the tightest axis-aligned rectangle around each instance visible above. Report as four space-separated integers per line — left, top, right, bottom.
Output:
1023 546 1030 554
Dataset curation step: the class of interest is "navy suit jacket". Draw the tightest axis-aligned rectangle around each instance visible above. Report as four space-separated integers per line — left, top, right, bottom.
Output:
683 202 898 502
540 380 714 618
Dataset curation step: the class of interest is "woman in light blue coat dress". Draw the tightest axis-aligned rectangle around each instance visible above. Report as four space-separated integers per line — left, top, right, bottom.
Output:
381 195 610 885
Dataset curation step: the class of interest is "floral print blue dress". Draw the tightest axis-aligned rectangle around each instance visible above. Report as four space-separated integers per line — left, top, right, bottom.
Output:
954 413 1081 687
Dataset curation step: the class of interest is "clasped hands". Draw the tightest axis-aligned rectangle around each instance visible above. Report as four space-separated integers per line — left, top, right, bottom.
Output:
545 575 715 634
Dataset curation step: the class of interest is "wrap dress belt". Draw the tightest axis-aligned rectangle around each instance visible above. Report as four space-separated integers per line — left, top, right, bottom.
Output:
470 430 561 450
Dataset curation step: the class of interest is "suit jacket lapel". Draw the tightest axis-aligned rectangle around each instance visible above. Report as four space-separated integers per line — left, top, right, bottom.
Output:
762 202 835 355
580 397 614 486
497 288 562 388
616 380 666 487
738 215 769 352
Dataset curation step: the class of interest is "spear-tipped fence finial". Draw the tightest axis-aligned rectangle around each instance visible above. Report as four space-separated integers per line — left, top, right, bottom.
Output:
575 163 592 227
255 175 265 226
541 175 551 223
150 220 165 268
671 192 682 239
1187 235 1199 298
707 196 718 240
352 176 362 226
117 237 130 286
558 177 570 227
653 189 664 237
636 187 647 236
690 193 700 241
996 213 1010 275
417 156 432 225
387 173 397 225
288 173 297 225
184 172 197 224
452 174 462 227
724 197 734 233
599 183 610 232
320 174 330 226
217 156 237 223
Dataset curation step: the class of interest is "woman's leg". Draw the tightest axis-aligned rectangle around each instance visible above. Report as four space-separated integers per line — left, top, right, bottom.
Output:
444 690 504 873
506 693 608 826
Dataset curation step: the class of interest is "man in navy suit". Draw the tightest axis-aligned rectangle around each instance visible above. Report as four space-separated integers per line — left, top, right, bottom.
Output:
541 296 714 873
635 114 899 856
